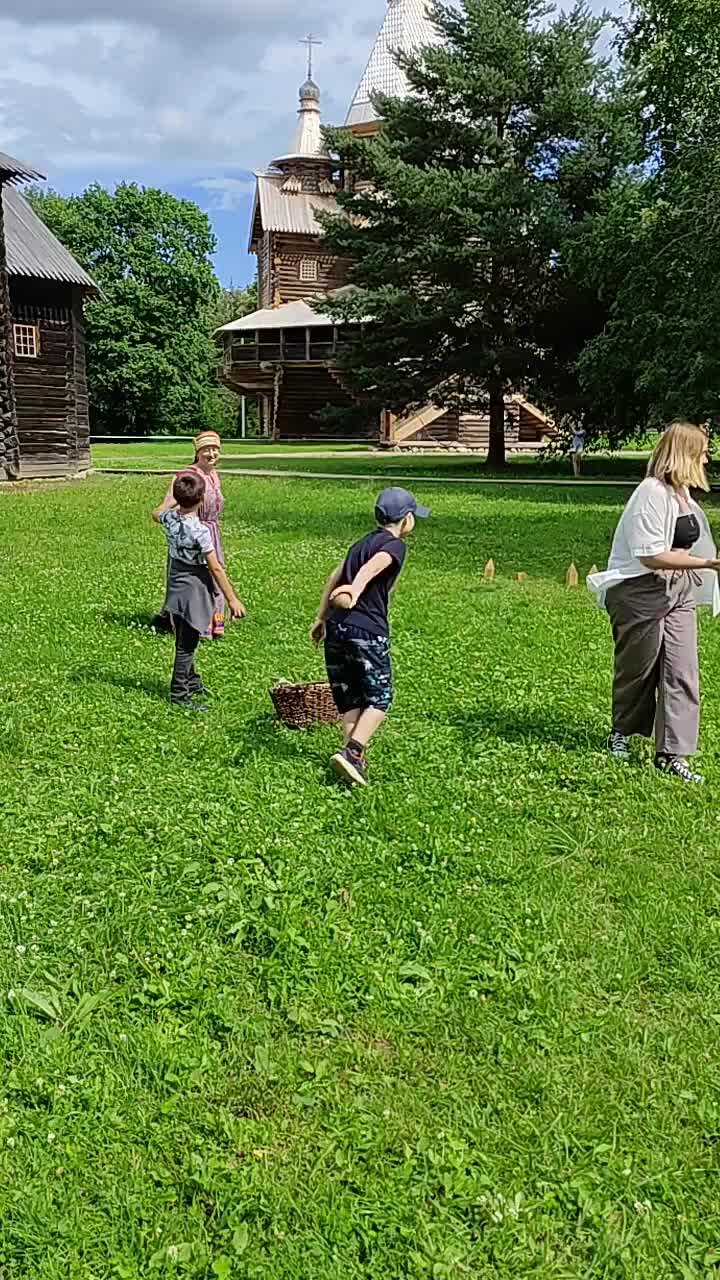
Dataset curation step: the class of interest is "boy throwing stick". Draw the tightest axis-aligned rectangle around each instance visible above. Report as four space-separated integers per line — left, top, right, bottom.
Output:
311 487 430 786
153 472 245 710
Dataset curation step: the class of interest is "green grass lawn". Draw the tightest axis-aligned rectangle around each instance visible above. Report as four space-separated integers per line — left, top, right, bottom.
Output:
212 452 652 482
91 440 374 471
92 440 650 483
4 472 720 1278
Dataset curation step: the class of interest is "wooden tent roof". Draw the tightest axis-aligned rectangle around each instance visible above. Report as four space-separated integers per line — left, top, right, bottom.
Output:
3 186 97 291
345 0 439 128
271 77 332 166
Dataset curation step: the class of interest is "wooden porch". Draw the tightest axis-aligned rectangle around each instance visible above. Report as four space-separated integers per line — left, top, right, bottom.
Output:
217 304 553 449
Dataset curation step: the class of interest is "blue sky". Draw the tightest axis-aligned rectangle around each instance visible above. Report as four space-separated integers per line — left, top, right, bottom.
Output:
0 0 623 288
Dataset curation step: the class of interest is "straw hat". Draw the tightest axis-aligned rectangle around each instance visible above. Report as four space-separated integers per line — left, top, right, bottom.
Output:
194 430 221 452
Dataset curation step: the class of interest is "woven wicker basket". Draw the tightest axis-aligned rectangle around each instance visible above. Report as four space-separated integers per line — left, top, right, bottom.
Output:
270 680 339 729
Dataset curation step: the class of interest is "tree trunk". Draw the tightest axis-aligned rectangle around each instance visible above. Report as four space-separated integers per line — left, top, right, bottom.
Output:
486 382 506 467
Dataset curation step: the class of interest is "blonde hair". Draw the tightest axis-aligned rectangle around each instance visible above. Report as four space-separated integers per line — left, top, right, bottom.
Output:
647 421 710 492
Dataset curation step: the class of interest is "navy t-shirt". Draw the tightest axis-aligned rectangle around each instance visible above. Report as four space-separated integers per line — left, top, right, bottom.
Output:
332 529 407 637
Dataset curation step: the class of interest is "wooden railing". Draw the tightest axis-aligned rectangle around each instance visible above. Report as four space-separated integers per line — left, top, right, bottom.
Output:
227 327 340 366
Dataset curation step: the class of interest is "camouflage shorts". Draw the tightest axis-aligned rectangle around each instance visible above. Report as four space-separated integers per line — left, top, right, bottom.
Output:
324 620 394 714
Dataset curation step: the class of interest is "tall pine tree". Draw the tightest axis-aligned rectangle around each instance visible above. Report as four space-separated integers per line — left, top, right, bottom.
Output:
322 0 630 464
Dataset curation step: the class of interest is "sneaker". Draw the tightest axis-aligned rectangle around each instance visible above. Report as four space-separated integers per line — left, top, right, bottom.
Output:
331 746 368 787
607 731 630 762
654 754 704 784
151 613 174 635
189 682 211 698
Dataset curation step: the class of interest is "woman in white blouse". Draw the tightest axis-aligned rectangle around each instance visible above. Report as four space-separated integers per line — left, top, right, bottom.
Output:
588 422 720 784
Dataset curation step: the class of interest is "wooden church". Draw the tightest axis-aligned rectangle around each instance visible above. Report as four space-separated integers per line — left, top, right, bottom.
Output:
218 0 552 450
0 151 97 481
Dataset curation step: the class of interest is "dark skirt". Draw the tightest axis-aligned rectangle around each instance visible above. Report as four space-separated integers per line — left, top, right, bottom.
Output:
157 546 224 638
165 558 215 637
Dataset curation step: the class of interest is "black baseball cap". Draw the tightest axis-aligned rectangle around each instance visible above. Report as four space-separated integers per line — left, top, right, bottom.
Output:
375 486 431 524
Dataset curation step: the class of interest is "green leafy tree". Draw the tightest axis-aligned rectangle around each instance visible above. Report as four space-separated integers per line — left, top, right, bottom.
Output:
570 1 720 433
207 281 261 436
572 147 720 434
212 281 258 330
622 0 720 156
322 0 631 464
28 183 223 437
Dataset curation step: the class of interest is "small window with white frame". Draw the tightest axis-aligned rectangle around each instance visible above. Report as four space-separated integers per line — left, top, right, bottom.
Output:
13 323 40 359
299 258 319 283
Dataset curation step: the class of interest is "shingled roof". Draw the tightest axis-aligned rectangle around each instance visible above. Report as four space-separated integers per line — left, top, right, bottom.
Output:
345 0 439 128
2 186 97 291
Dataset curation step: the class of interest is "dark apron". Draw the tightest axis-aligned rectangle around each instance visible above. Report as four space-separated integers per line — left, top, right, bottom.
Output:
165 558 215 637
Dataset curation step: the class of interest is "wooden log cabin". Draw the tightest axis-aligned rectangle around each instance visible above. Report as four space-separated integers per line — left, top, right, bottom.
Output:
0 150 97 481
218 6 552 450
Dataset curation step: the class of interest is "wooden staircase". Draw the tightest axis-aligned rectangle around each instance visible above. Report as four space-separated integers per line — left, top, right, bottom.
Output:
383 394 553 448
382 403 451 445
274 365 364 438
328 367 357 398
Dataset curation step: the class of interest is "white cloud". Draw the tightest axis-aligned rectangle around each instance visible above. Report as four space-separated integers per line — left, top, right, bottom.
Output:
0 1 625 187
194 176 256 211
0 5 368 181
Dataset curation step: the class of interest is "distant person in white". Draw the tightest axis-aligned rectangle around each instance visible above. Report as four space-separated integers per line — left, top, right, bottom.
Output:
588 422 720 784
571 426 586 477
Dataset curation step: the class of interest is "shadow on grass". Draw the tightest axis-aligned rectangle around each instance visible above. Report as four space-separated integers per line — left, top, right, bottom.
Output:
437 703 603 751
102 610 172 634
232 713 342 771
70 669 170 700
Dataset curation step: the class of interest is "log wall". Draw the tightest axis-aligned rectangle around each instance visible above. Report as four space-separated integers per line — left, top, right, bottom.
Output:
411 403 548 448
0 181 20 479
274 365 370 440
70 289 90 470
259 232 273 308
9 278 90 479
269 233 350 306
408 411 460 443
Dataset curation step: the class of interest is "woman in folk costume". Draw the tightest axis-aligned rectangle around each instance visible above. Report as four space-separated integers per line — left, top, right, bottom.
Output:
152 431 227 639
588 422 720 784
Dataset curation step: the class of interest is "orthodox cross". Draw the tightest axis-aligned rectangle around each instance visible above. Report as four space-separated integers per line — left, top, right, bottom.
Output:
300 33 322 80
